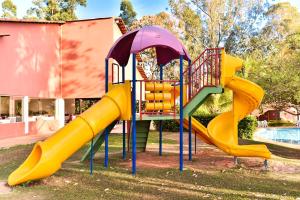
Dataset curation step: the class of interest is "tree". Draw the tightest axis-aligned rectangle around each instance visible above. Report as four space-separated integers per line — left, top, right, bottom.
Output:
25 0 87 21
169 0 269 56
245 2 300 119
169 0 203 59
119 0 137 27
131 12 181 80
246 41 300 118
196 89 233 115
1 0 17 18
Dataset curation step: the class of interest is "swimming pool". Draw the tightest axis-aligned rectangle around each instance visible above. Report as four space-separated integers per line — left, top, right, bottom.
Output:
256 128 300 145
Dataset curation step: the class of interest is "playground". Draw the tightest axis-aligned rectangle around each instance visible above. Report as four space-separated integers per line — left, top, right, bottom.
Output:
1 0 300 198
5 25 272 185
0 24 299 199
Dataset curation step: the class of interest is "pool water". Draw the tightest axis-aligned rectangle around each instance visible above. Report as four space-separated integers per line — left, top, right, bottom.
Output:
256 128 300 145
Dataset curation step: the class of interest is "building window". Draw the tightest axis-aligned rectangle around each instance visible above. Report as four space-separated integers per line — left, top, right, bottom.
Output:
0 96 23 123
75 98 100 114
29 98 55 122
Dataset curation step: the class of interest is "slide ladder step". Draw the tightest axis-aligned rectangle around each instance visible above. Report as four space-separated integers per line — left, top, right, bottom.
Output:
129 120 151 152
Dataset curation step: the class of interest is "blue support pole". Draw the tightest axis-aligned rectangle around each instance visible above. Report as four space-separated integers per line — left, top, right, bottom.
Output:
188 59 192 161
90 138 93 175
159 64 163 156
132 54 137 175
159 121 163 156
122 66 126 160
104 59 109 168
122 121 126 160
179 55 184 171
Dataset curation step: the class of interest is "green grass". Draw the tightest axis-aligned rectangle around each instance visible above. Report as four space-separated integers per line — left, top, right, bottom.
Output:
267 120 295 127
0 135 300 199
79 131 177 159
4 163 300 200
239 139 300 159
147 131 178 144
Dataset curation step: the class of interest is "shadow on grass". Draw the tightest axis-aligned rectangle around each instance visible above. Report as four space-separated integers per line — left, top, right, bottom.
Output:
1 139 300 200
239 139 300 159
33 162 300 200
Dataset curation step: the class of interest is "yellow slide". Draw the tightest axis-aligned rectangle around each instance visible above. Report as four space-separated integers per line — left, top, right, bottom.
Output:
182 117 213 145
172 85 214 145
170 84 212 145
8 82 131 186
207 50 271 159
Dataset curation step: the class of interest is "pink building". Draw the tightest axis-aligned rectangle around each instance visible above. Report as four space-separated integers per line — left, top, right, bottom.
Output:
0 17 145 139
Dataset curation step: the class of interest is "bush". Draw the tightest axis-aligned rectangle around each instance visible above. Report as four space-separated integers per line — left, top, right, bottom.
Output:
268 120 294 127
153 120 180 132
192 115 216 127
238 116 257 139
153 114 258 140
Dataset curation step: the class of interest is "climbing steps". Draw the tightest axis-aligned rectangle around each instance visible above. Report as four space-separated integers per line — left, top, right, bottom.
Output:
129 120 151 152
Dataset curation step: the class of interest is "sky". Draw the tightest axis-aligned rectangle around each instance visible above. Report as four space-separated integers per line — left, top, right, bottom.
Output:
0 0 169 19
0 0 299 19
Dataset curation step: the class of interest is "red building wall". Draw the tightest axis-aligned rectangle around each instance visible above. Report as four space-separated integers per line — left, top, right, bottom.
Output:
0 22 61 98
0 18 130 139
61 18 114 98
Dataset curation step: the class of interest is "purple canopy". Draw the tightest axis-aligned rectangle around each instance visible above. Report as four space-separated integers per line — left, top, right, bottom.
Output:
106 26 191 66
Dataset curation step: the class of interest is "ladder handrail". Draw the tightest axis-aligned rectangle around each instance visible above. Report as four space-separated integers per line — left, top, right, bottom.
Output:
183 48 222 102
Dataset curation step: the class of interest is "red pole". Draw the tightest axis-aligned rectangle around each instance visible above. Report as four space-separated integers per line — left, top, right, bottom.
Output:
210 54 213 86
215 50 217 85
188 65 191 102
140 81 142 120
206 60 209 86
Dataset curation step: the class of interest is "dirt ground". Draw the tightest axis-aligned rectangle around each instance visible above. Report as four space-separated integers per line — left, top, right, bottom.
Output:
119 132 300 175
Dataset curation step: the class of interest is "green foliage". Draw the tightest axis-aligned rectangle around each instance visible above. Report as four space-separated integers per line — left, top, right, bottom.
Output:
25 0 87 21
169 0 269 56
238 116 257 139
1 0 17 18
192 114 216 127
153 115 257 140
196 89 232 115
268 120 295 127
169 0 203 59
75 98 99 114
153 120 181 132
119 0 136 26
245 2 300 114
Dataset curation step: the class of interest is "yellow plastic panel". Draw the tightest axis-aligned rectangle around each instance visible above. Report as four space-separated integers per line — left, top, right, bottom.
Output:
220 49 243 86
170 85 187 106
145 93 171 101
145 82 172 91
145 102 172 111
